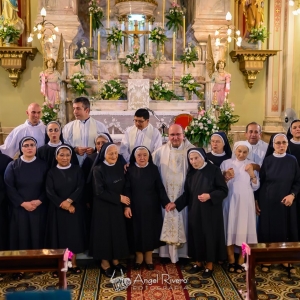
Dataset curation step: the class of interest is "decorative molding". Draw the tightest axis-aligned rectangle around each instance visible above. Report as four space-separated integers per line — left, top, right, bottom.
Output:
115 0 158 5
229 50 279 88
0 46 38 87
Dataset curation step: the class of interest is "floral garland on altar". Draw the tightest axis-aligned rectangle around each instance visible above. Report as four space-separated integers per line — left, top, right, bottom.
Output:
180 43 199 68
99 79 126 100
106 26 124 52
88 0 104 30
179 73 202 98
120 48 152 73
149 27 167 46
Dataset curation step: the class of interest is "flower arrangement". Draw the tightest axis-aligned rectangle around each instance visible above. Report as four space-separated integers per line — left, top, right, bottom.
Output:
179 73 202 98
41 100 60 125
74 40 94 69
0 18 21 43
99 79 126 100
150 78 179 101
106 26 124 52
88 0 104 30
149 27 167 46
165 2 184 32
184 107 219 147
120 51 152 72
216 101 239 135
248 25 269 43
67 72 91 96
180 43 199 68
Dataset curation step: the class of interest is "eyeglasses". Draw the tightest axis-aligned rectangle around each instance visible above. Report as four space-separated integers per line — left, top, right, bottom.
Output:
22 143 36 148
133 119 147 124
274 141 287 145
48 128 60 133
169 133 183 137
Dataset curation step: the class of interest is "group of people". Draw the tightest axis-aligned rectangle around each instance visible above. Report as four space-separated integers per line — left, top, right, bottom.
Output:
0 97 300 281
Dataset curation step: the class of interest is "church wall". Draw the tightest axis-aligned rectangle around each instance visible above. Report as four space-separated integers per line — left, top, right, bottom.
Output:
292 16 300 118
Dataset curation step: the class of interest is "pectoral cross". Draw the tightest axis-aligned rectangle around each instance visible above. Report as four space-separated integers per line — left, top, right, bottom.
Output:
123 20 150 48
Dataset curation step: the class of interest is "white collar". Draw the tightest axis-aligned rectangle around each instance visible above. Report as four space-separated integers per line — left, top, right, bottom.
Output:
137 125 148 132
48 141 62 147
21 156 36 163
211 151 225 157
273 152 286 157
290 139 300 145
104 160 115 166
135 162 149 168
57 164 72 169
197 162 207 170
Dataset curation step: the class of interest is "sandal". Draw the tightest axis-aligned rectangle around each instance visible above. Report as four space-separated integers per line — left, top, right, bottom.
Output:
70 266 82 274
261 264 271 273
235 264 245 274
228 263 235 273
52 271 58 278
12 272 24 280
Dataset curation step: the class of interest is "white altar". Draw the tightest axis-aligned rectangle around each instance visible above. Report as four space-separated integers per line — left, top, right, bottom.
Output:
128 79 150 110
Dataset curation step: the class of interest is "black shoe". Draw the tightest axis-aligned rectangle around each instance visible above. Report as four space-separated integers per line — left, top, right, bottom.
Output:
100 266 114 278
160 257 171 265
202 268 213 278
133 263 142 270
146 263 154 270
187 264 204 274
113 263 127 273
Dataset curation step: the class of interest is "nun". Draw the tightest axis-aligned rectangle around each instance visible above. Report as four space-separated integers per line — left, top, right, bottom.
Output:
257 133 300 274
37 121 78 169
220 141 259 273
124 146 170 270
90 142 129 278
168 148 228 278
4 137 48 279
206 132 232 167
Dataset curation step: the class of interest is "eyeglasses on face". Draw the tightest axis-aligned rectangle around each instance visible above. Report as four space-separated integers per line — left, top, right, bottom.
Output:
274 141 287 145
133 119 147 124
22 143 36 148
48 128 60 133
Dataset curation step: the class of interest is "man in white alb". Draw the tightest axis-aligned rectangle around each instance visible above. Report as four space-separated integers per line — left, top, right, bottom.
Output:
152 124 194 264
119 108 162 163
0 103 46 158
62 97 108 166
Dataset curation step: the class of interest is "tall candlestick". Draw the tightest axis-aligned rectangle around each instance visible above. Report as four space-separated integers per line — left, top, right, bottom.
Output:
98 31 100 66
172 32 175 67
183 16 185 50
162 0 165 29
107 0 110 28
90 13 92 47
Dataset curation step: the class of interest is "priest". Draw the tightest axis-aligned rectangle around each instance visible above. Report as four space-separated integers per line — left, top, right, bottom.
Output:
0 103 46 158
119 108 162 163
152 124 194 264
62 97 108 166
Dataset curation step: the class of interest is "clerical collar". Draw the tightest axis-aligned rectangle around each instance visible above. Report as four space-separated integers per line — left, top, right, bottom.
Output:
135 162 149 168
57 164 72 169
21 156 36 163
48 141 62 147
211 151 225 157
27 120 40 126
104 160 115 166
80 117 90 124
171 143 184 150
273 152 286 157
197 162 207 170
290 139 300 145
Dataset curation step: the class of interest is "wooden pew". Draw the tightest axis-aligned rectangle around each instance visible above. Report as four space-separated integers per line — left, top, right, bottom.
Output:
0 249 67 289
247 242 300 300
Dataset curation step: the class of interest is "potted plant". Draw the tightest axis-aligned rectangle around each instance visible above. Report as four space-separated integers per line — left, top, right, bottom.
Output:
99 79 126 100
0 19 21 46
88 0 104 30
180 43 199 68
74 40 94 69
149 27 167 60
41 100 60 124
165 2 185 32
107 26 124 55
150 78 179 101
248 25 269 49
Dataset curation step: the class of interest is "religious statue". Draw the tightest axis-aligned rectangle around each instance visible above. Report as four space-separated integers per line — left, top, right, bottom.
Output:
40 58 62 106
1 0 24 32
211 60 231 106
242 0 264 37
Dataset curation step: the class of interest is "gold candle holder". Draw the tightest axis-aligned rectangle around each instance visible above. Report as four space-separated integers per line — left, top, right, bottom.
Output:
171 66 176 91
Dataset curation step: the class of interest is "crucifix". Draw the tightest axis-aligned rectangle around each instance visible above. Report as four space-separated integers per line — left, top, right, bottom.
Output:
123 20 150 49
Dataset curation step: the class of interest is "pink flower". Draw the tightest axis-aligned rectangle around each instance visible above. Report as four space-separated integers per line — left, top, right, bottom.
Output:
230 103 235 107
198 110 205 116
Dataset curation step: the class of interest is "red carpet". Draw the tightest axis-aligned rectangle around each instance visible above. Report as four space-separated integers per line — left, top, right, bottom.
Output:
127 261 190 300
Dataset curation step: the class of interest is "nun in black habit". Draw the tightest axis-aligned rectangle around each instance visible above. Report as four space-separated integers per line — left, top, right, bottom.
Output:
45 144 86 274
124 146 170 270
168 148 228 278
90 142 129 278
4 137 48 252
257 133 300 273
37 121 78 169
206 132 232 167
0 151 12 251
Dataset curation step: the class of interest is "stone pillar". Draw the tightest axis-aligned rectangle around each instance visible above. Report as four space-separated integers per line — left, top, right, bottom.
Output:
148 17 154 59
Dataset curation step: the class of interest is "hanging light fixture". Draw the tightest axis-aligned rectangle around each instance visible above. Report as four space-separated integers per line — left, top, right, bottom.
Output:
289 0 300 15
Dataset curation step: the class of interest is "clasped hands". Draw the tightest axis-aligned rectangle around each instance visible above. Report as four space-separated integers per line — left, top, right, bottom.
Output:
21 200 42 211
60 199 75 213
75 147 94 156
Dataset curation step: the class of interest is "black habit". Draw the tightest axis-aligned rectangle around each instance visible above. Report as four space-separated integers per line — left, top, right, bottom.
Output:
45 165 86 254
206 152 231 168
258 154 300 243
4 158 48 250
175 157 228 263
0 152 13 250
124 162 170 252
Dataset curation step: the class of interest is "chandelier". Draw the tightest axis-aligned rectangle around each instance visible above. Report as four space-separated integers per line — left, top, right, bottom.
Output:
289 1 300 15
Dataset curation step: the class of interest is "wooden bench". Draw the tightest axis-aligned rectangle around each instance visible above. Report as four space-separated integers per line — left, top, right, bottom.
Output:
247 242 300 300
0 249 67 289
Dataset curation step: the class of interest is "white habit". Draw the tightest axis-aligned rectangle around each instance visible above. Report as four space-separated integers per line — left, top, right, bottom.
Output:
220 158 259 246
120 124 162 163
247 140 268 166
152 139 193 263
62 117 108 166
0 120 46 158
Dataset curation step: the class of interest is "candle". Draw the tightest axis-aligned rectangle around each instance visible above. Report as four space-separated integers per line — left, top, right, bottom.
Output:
90 13 92 47
107 0 110 28
183 16 185 49
162 0 165 29
172 32 175 67
98 31 100 66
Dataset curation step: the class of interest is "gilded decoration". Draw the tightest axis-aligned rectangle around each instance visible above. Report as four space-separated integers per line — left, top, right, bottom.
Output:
115 0 158 5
